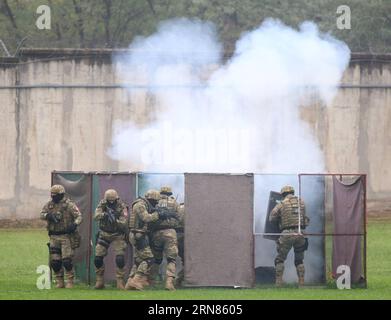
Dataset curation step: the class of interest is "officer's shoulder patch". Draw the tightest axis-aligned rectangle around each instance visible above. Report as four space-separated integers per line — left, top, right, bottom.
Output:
123 207 128 217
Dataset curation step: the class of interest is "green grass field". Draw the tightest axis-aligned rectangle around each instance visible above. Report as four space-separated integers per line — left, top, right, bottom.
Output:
0 218 390 300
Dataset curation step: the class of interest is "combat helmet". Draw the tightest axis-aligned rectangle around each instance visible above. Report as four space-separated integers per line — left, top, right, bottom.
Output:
280 185 295 196
145 189 161 201
50 184 65 194
160 186 173 196
104 189 119 201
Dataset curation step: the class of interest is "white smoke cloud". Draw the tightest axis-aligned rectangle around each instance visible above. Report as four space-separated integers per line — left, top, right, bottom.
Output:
109 18 350 173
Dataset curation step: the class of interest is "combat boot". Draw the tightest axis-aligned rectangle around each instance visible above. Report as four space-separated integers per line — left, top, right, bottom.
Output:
125 274 147 290
116 278 125 290
65 269 75 289
95 275 105 289
55 276 65 289
148 263 160 286
296 264 305 287
65 278 74 289
165 276 176 291
275 274 283 287
116 267 126 290
275 262 284 287
95 266 105 289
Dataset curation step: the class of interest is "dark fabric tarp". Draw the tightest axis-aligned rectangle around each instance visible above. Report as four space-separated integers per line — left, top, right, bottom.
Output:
263 191 283 241
52 172 92 283
332 176 364 283
184 173 255 287
91 173 136 283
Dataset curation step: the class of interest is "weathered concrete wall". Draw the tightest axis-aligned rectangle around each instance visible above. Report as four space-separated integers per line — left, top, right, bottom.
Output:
0 50 390 219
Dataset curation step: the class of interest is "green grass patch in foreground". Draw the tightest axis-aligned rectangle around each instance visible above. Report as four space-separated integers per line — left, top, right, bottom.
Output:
0 219 390 300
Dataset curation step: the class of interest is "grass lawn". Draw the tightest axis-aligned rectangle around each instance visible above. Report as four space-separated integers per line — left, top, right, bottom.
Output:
0 218 390 300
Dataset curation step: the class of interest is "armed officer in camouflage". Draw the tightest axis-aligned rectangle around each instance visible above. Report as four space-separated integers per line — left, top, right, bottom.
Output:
94 189 129 290
125 189 173 291
148 186 180 291
40 185 82 289
269 185 310 287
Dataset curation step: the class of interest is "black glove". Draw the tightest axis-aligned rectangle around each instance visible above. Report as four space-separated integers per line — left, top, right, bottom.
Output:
157 209 169 220
104 209 117 224
135 236 149 250
67 223 78 233
46 212 59 223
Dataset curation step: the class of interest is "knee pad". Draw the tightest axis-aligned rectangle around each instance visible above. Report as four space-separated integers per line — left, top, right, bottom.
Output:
274 258 284 266
154 258 163 265
115 255 125 269
49 246 61 255
94 256 104 269
295 259 303 267
50 259 62 273
167 257 176 264
62 258 73 271
97 238 110 249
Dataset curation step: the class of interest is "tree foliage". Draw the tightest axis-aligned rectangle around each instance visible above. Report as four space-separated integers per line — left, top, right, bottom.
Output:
0 0 390 54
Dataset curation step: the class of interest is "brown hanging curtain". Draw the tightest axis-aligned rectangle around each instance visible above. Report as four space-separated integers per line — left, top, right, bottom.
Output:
332 176 364 283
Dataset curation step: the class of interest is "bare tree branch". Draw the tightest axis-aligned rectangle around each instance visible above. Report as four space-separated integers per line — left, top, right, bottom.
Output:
48 0 62 41
112 8 146 46
103 0 112 47
146 0 156 16
0 0 18 29
72 0 85 47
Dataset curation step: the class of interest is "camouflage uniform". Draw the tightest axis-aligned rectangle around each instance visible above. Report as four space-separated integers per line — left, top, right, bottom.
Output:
125 190 160 290
149 187 179 291
269 186 309 286
94 189 129 290
40 185 82 289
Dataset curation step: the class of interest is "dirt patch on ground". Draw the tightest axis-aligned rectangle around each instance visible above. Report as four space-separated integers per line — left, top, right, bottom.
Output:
367 210 391 220
0 219 46 229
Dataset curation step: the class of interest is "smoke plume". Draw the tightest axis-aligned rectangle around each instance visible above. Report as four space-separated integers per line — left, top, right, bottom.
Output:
109 17 350 173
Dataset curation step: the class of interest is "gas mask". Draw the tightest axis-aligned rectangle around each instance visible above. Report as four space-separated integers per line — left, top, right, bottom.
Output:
148 199 158 208
107 199 117 208
51 193 64 203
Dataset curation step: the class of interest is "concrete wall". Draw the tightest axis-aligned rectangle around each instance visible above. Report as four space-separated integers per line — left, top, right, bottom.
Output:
1 49 390 219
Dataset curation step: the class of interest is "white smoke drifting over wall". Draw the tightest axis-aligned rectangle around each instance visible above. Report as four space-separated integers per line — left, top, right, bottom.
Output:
109 18 350 173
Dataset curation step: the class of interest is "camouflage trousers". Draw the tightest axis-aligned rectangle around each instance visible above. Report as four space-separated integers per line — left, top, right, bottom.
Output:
95 231 127 280
275 229 307 279
49 234 75 280
128 232 154 278
150 229 178 279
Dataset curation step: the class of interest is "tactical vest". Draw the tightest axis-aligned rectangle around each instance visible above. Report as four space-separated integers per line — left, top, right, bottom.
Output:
280 195 306 230
98 200 124 233
47 198 75 234
129 197 152 232
149 196 178 232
